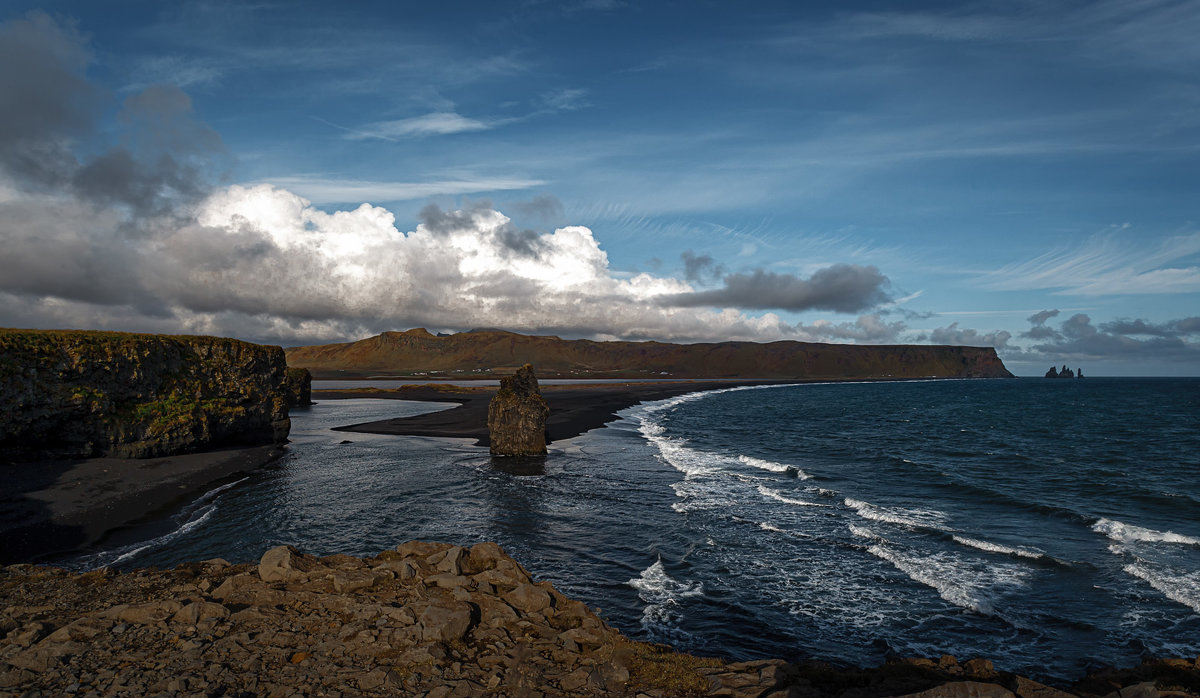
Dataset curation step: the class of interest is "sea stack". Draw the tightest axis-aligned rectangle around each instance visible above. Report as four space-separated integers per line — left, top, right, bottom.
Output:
487 364 550 456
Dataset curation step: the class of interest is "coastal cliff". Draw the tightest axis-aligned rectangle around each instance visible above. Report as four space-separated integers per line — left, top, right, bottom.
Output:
2 543 1195 697
0 329 291 461
286 328 1015 380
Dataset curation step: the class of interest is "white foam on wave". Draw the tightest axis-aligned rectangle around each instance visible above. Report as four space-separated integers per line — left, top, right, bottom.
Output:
844 497 951 530
848 524 884 542
865 545 1027 617
757 485 824 507
1123 563 1200 614
737 455 811 478
952 535 1045 560
72 476 249 569
1093 518 1200 547
627 558 705 630
760 521 785 533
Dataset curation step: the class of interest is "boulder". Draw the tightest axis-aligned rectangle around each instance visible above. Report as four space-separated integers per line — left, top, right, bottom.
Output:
258 545 330 583
487 364 550 456
417 602 476 642
504 583 552 615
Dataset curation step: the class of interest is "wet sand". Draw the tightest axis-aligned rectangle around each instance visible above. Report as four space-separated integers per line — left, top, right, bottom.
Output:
0 445 285 564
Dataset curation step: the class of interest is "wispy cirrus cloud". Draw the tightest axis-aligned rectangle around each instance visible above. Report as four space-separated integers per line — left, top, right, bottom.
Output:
975 230 1200 295
262 175 547 205
345 112 491 140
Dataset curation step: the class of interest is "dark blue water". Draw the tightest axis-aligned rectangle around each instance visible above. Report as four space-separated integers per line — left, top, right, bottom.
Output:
70 378 1200 681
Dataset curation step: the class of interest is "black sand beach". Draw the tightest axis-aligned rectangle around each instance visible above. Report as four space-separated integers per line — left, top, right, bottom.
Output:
0 445 284 564
321 380 782 446
1 381 767 564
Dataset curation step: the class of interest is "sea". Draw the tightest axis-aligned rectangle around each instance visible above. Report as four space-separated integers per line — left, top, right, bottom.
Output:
66 377 1200 682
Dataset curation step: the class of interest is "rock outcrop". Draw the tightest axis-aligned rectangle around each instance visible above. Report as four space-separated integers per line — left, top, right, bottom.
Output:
0 329 292 461
1045 365 1081 379
487 364 550 456
3 544 1197 697
285 367 313 407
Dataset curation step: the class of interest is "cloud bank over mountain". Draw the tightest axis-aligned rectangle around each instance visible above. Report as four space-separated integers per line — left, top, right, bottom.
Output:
0 10 1196 373
0 11 905 348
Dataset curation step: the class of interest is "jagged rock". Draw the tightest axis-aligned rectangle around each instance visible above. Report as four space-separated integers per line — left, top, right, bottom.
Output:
504 582 552 614
1103 683 1159 698
417 601 475 642
897 681 1017 698
4 543 1196 698
487 364 550 456
1013 676 1080 697
258 545 330 583
964 658 998 679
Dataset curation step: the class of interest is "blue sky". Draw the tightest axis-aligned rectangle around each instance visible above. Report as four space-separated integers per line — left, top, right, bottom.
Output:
1 1 1197 375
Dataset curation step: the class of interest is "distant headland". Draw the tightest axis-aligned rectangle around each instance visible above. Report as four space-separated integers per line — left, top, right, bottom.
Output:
285 328 1015 380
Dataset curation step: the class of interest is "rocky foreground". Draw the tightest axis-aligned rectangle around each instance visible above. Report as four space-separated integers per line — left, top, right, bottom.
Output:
3 543 1198 698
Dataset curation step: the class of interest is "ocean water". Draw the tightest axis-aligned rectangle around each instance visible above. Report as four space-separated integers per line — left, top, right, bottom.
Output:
67 378 1200 681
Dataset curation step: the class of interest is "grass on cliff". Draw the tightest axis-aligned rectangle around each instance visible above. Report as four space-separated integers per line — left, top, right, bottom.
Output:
621 640 723 696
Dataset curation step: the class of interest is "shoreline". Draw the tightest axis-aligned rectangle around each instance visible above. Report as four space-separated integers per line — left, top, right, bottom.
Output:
0 444 285 565
317 379 796 445
3 542 1197 696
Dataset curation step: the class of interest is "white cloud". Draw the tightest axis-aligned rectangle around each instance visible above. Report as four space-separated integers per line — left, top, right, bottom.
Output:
0 182 915 347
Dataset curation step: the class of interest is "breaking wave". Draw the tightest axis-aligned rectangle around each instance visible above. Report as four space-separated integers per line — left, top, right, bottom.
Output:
952 535 1045 560
1123 563 1200 614
757 485 824 507
1092 518 1200 547
844 497 952 531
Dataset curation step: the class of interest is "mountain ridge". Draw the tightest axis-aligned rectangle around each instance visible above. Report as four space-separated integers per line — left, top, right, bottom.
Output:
285 328 1014 380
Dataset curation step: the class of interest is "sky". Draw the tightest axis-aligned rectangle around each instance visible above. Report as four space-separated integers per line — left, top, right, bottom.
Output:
0 1 1197 376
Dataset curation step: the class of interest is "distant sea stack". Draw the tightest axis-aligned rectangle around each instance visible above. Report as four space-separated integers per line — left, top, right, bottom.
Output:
1045 365 1083 379
487 364 550 456
285 367 314 407
0 329 292 461
286 328 1016 380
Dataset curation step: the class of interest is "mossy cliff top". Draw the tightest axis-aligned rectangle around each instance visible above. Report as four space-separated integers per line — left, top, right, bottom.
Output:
0 328 292 461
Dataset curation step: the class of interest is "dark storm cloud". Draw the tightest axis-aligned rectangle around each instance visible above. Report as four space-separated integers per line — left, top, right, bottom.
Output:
1101 316 1200 338
511 193 564 222
924 322 1011 349
0 12 229 313
680 250 723 282
1021 308 1062 339
661 264 891 313
72 85 226 216
419 201 545 258
0 14 224 215
418 202 482 236
1019 313 1199 362
0 12 99 188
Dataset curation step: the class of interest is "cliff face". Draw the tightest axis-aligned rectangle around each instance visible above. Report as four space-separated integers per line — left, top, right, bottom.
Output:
0 329 291 461
287 328 1016 380
487 364 549 456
